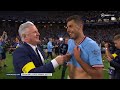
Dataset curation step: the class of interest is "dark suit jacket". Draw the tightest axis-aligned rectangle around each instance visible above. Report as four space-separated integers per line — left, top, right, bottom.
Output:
13 42 55 79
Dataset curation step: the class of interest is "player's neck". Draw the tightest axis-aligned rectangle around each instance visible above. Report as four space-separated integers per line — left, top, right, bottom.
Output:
75 35 86 45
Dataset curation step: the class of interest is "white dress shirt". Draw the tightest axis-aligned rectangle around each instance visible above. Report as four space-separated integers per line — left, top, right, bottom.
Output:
27 43 59 69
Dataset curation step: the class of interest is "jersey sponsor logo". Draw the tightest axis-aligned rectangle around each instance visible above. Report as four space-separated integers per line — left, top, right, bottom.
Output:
92 49 100 56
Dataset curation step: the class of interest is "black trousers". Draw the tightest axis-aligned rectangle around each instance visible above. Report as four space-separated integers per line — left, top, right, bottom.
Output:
47 52 53 59
114 71 120 79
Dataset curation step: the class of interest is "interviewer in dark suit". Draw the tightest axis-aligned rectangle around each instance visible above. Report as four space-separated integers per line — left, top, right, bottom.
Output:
13 21 71 79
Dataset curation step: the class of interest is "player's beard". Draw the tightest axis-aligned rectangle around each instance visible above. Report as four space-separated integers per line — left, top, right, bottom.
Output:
70 32 78 40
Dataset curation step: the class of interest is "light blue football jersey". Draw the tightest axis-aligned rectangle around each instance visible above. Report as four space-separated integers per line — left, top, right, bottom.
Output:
67 37 103 68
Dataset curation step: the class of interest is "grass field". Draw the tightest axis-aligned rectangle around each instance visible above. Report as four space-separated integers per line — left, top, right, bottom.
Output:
0 52 110 79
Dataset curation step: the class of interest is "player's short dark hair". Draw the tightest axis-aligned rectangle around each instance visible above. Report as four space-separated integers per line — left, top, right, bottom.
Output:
66 15 84 25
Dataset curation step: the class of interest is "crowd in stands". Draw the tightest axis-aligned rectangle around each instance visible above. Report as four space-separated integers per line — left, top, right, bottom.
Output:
0 11 120 52
0 11 120 23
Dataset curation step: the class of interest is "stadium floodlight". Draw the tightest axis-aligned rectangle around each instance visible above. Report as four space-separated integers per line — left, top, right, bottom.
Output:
59 37 63 41
2 20 5 21
8 20 11 21
111 17 116 21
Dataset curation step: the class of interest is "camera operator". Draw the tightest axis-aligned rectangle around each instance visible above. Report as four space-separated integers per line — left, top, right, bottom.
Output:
59 37 69 79
105 34 120 79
